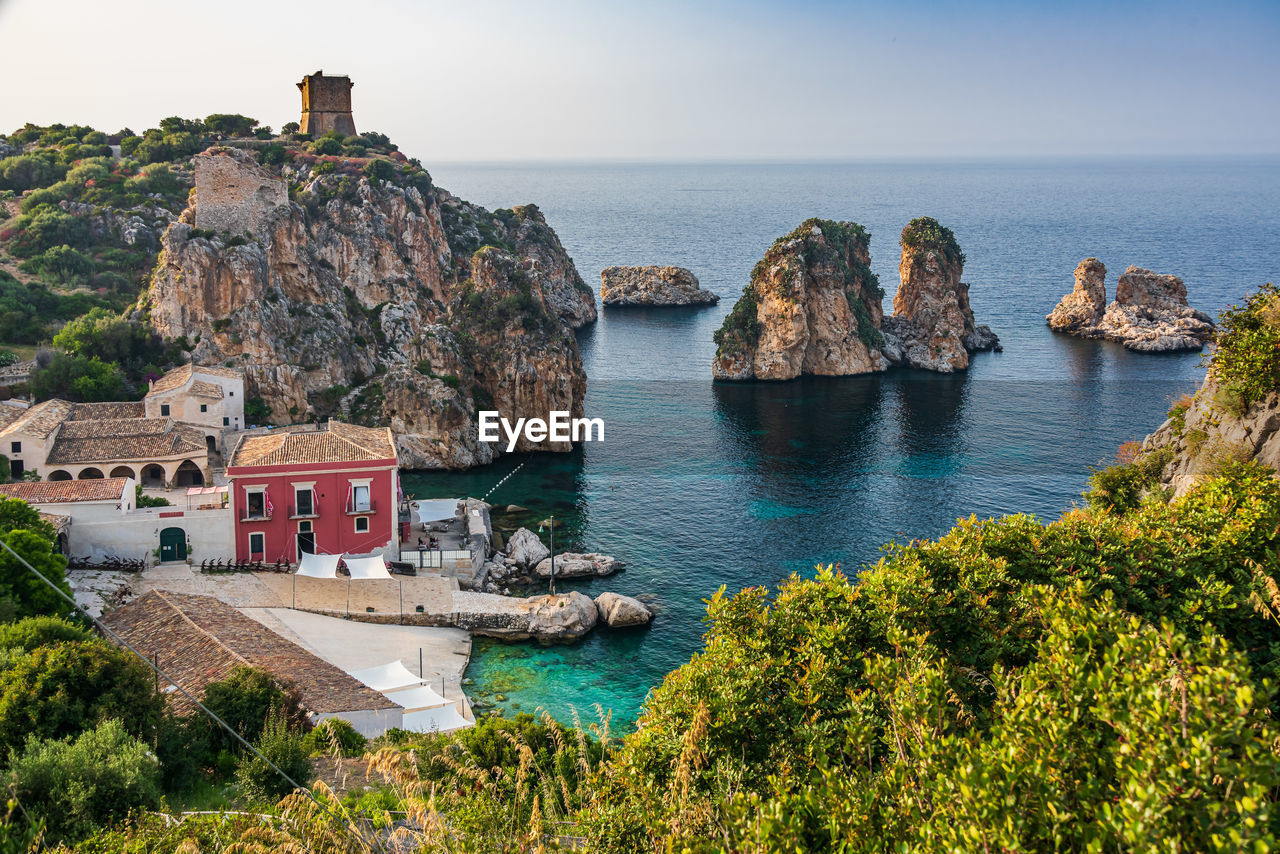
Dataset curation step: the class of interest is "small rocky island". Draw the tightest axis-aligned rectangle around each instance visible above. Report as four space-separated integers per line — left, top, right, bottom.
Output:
600 265 720 307
712 217 999 380
1046 259 1214 352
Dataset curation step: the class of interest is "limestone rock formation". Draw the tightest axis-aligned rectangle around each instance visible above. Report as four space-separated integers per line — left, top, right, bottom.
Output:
503 528 550 571
594 592 653 628
146 147 596 469
712 219 888 381
450 590 598 641
600 266 719 307
1046 260 1214 352
533 552 625 578
881 217 1000 373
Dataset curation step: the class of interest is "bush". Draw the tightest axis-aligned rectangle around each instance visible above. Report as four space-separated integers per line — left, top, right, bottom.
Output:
243 395 271 423
1210 282 1280 409
199 666 308 754
0 616 91 652
0 525 73 621
234 713 313 803
134 484 170 508
310 137 343 156
1084 445 1174 512
302 717 367 757
28 353 126 402
8 718 161 844
901 215 965 265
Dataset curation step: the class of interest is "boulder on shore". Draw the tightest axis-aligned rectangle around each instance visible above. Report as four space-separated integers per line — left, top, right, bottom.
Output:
601 265 719 307
533 552 625 578
504 527 550 571
1047 260 1214 352
451 590 598 641
594 592 653 628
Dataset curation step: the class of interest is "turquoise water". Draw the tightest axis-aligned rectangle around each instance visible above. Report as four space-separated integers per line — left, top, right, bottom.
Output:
404 159 1280 728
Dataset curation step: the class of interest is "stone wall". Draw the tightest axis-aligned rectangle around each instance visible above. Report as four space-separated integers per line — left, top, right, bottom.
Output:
192 149 288 239
298 73 356 136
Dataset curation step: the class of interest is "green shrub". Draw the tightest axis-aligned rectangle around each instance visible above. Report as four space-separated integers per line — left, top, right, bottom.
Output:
310 137 342 156
134 485 170 508
901 215 965 265
28 353 126 403
199 666 308 754
244 395 271 423
1209 282 1280 409
0 616 91 652
8 719 161 844
234 713 313 803
1084 446 1174 512
302 717 367 757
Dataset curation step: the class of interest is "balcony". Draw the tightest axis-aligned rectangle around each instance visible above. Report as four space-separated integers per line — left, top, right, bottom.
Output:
288 504 319 520
346 499 375 516
239 510 271 523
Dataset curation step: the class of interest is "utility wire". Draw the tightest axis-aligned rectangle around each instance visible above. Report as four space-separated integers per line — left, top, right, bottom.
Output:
0 537 376 850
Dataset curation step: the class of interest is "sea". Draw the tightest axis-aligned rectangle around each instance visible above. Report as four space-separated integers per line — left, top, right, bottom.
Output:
402 158 1280 729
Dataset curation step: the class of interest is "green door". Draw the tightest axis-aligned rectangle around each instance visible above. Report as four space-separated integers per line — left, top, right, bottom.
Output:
159 527 186 562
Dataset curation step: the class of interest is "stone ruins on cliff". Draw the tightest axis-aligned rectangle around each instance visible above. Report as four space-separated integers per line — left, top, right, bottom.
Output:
600 265 720 307
297 71 357 137
146 98 596 470
1047 259 1214 352
711 216 999 380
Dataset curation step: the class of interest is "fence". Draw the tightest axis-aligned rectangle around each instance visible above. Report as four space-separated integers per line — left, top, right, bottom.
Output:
398 548 473 570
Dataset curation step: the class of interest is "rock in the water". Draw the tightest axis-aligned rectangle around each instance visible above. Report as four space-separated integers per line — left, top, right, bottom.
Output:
504 528 550 571
882 217 1000 373
594 592 653 628
451 590 598 641
525 591 599 640
601 265 720 307
712 219 888 381
1046 261 1214 352
533 552 625 578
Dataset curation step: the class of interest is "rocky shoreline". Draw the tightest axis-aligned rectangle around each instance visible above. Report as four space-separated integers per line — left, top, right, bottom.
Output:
601 265 720 307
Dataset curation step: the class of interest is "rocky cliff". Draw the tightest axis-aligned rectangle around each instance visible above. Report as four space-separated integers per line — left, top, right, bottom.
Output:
145 147 595 468
1047 259 1214 352
600 265 720 306
712 217 998 380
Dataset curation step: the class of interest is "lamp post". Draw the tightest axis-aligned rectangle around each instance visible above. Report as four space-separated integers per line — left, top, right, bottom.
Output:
539 516 555 595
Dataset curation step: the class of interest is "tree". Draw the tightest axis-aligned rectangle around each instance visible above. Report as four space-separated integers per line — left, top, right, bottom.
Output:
0 496 54 541
281 121 300 135
234 713 313 803
200 666 308 753
28 353 126 402
203 114 258 138
0 639 163 755
50 307 162 371
8 718 162 844
0 529 71 621
0 616 91 652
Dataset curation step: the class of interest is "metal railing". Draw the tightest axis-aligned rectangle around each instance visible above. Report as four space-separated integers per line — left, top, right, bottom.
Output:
288 504 319 519
239 509 271 522
346 499 375 515
399 548 473 569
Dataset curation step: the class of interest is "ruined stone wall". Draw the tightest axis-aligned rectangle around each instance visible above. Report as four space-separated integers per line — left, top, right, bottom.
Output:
192 149 288 239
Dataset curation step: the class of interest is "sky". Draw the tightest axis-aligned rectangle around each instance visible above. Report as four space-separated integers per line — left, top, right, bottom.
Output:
0 0 1277 161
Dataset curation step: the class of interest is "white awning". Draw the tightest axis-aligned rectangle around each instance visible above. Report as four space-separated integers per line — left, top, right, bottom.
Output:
347 660 421 693
402 704 473 734
186 485 229 495
415 499 460 525
345 554 391 579
383 684 449 711
296 551 341 578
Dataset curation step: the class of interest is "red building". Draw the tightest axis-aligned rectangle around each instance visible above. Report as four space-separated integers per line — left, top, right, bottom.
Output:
226 421 400 562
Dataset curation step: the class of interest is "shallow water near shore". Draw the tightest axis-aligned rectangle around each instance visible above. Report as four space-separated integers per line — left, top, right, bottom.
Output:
404 158 1280 729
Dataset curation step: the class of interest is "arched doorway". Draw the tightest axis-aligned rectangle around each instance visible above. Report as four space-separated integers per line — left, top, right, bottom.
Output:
174 460 204 487
48 470 72 481
77 467 104 479
109 465 136 479
140 464 165 488
159 527 186 562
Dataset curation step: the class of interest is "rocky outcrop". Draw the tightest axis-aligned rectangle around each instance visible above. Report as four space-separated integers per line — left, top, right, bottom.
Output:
451 590 598 641
880 217 1000 372
146 147 595 469
712 217 999 380
712 220 887 381
533 552 625 578
594 592 653 628
600 266 719 307
503 528 550 572
1047 260 1214 352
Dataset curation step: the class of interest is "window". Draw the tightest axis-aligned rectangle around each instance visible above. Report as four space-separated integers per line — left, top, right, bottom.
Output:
9 441 18 454
160 404 170 416
229 391 234 397
223 417 229 426
200 404 208 413
245 489 266 519
354 516 369 533
248 532 265 557
351 484 371 512
295 487 314 517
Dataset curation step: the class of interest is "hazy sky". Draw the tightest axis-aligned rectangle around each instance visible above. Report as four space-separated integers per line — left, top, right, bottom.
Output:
1 0 1277 161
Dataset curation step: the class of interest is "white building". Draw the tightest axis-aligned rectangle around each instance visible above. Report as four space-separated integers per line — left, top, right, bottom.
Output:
145 364 246 442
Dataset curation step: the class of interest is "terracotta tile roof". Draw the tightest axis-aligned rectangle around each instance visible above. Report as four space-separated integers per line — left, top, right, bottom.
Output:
100 591 395 715
0 399 75 439
149 364 242 395
189 380 224 399
229 420 396 468
0 477 130 503
68 401 147 420
46 419 207 464
37 512 70 533
0 405 24 431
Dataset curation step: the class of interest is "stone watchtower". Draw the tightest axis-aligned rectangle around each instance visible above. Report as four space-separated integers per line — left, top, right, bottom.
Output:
297 71 356 137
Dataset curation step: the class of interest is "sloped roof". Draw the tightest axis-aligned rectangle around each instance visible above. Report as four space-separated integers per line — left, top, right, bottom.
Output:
0 405 24 432
0 477 130 503
148 364 242 395
189 380 224 399
46 419 206 464
0 399 75 439
229 420 396 468
68 401 147 420
100 591 395 715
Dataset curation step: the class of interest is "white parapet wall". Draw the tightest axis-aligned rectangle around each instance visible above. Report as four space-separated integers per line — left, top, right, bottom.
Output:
69 507 235 562
311 707 404 739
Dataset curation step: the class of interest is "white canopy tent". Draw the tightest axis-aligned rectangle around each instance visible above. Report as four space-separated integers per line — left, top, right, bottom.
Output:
415 499 460 525
347 660 421 693
345 554 392 579
296 552 342 578
383 684 449 711
402 704 473 734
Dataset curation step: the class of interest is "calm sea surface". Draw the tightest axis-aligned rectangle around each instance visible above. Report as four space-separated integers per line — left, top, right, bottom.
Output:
404 159 1280 728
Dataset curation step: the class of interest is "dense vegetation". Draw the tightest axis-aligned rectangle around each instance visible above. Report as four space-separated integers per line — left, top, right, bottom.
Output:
900 215 965 266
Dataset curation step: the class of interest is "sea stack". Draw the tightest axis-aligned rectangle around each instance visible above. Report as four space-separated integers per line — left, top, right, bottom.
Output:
711 219 888 381
601 265 719 307
1046 260 1214 352
880 217 1000 372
